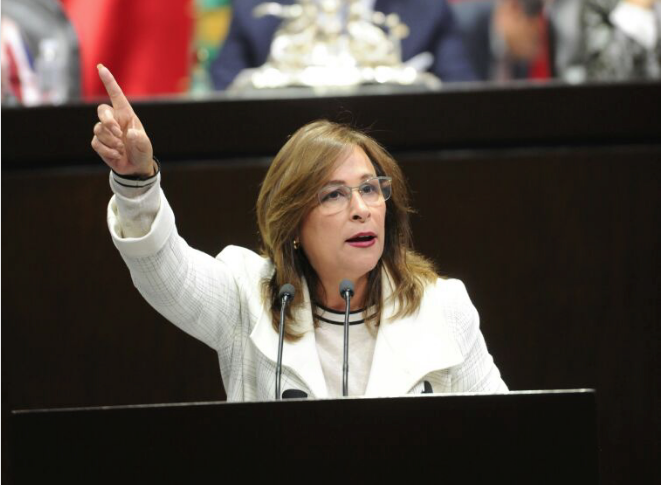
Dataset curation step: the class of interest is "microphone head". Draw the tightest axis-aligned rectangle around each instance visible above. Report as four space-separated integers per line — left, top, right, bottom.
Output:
278 283 296 300
339 279 354 298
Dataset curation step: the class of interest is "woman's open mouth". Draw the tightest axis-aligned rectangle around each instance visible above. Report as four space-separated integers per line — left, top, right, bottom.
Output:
346 233 377 248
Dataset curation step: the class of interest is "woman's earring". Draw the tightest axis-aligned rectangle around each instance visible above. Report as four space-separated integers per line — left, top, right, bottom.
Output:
293 239 300 250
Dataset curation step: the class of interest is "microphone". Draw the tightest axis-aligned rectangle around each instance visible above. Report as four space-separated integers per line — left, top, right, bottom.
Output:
276 283 295 400
282 389 308 399
339 279 354 397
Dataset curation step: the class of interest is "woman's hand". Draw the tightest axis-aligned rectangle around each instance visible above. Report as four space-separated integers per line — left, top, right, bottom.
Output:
91 64 155 177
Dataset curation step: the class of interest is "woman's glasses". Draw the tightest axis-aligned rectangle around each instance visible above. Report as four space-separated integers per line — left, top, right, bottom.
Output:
317 176 392 215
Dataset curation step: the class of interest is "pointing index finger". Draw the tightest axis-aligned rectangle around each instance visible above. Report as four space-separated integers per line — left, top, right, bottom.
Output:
97 64 131 111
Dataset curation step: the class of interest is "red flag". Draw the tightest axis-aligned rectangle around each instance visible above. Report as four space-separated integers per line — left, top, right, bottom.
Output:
60 0 194 99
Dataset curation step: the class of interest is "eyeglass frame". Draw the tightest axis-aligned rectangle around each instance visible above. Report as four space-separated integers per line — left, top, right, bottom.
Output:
316 176 393 214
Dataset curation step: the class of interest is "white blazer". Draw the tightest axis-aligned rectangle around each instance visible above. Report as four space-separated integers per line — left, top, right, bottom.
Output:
108 191 507 401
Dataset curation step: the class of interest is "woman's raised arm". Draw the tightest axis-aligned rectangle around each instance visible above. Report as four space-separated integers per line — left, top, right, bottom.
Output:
96 63 249 353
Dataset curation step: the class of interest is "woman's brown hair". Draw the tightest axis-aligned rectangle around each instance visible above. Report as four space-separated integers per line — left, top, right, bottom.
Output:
256 120 436 340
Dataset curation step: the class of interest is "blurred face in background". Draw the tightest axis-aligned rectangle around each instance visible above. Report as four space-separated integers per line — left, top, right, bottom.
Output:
495 0 545 61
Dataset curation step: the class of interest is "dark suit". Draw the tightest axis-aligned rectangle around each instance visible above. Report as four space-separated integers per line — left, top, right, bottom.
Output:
452 0 534 81
211 0 476 89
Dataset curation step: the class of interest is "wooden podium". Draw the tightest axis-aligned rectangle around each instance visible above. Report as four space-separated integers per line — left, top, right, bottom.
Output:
9 390 598 484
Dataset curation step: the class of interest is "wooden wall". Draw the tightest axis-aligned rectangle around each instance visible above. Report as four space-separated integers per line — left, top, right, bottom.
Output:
3 82 660 484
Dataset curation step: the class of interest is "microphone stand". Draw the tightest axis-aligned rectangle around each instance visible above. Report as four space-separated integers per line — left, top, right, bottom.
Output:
276 284 295 400
340 279 354 397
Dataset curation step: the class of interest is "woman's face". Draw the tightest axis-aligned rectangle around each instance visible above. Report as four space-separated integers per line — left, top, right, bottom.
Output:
299 146 386 290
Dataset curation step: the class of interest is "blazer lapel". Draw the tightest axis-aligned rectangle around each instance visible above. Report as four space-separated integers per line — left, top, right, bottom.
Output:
249 280 329 399
364 271 464 397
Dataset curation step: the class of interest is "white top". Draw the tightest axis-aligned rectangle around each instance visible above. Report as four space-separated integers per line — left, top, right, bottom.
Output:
314 305 377 397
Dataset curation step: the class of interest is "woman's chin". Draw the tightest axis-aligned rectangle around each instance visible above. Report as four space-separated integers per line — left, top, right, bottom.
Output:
341 257 381 281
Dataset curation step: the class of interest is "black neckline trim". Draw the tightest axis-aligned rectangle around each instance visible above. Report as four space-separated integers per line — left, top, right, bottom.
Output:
317 315 365 326
314 302 365 315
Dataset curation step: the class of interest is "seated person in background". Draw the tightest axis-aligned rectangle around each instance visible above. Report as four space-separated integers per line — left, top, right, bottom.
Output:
1 0 81 105
91 64 507 401
583 0 661 80
210 0 477 89
452 0 585 82
1 15 41 106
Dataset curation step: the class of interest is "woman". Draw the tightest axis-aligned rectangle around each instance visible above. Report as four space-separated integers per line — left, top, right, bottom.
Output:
93 64 507 401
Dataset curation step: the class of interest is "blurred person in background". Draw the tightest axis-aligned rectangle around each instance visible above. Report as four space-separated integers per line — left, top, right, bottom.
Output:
583 0 660 80
210 0 477 90
1 15 41 106
452 0 585 82
1 0 80 106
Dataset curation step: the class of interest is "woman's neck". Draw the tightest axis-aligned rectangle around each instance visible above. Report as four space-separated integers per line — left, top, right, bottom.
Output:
317 274 368 312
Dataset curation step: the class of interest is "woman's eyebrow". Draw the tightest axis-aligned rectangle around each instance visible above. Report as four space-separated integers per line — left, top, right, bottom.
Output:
325 173 377 185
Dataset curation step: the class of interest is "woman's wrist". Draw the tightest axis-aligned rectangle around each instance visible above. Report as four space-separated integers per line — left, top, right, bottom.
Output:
112 157 160 181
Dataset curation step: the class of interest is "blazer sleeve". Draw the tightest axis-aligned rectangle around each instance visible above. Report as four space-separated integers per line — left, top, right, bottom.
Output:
446 280 508 393
107 189 255 351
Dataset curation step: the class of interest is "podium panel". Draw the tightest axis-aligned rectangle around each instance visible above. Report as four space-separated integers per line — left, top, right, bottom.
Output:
10 390 598 484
